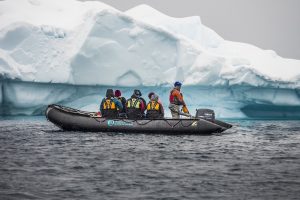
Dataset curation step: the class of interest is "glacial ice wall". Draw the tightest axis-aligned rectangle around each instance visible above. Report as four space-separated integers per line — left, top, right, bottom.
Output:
1 81 300 118
0 0 299 117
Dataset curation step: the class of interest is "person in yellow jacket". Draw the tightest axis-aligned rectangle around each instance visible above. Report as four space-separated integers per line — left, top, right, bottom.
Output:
126 90 145 119
146 92 164 119
100 89 123 118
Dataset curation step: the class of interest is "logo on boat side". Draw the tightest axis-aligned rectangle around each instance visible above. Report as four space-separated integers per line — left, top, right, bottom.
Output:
191 121 198 126
107 120 133 127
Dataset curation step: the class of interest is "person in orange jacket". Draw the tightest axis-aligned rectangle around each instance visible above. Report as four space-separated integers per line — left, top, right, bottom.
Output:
168 81 190 118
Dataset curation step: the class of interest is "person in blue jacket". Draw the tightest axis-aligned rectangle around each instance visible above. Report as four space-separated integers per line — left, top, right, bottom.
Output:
100 89 123 118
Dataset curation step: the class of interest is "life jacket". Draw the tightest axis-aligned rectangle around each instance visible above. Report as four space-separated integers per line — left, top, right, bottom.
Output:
146 100 162 119
146 100 160 111
126 98 141 109
126 98 143 119
169 89 181 105
101 98 118 118
103 99 116 110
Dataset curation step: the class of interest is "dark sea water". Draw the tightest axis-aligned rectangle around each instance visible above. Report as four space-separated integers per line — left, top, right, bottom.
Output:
0 118 299 200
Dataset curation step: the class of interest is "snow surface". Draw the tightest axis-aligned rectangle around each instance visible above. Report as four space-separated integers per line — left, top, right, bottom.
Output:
0 0 299 117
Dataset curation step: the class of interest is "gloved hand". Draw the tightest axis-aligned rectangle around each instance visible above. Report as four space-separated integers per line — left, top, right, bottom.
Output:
182 105 190 114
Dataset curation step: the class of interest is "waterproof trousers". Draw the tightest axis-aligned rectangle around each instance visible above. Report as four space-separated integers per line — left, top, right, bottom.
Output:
168 103 180 119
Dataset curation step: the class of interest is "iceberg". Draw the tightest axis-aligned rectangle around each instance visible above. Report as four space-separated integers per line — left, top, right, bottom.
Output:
0 0 299 118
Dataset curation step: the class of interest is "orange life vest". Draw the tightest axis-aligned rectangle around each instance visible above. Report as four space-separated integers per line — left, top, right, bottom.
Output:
169 88 183 105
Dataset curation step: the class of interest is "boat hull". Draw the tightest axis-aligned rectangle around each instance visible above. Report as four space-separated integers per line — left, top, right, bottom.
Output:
46 104 232 134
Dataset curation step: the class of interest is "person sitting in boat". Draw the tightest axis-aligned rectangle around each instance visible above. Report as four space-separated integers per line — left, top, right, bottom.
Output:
126 90 145 119
168 81 189 118
100 89 123 119
146 93 164 119
114 89 126 114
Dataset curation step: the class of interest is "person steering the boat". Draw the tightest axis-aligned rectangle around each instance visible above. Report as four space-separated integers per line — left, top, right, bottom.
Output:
146 92 164 119
100 89 123 118
126 90 145 119
168 81 189 118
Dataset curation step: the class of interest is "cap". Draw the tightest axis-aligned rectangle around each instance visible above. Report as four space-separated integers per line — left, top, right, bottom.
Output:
133 89 142 97
174 81 182 87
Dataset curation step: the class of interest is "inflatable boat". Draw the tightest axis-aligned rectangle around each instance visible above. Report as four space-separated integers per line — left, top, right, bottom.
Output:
46 104 232 134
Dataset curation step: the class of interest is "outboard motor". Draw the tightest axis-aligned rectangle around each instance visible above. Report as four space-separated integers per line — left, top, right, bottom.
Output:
196 109 215 122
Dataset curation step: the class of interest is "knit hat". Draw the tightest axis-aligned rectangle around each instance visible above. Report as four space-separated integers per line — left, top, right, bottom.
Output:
115 90 121 97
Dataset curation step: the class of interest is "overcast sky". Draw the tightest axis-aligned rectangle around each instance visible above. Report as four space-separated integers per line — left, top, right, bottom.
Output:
81 0 300 60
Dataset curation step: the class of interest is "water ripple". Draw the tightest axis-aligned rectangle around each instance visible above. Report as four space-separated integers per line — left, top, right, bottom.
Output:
0 119 299 199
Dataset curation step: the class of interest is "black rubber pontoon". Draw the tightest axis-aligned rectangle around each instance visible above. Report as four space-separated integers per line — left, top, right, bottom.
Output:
46 104 232 134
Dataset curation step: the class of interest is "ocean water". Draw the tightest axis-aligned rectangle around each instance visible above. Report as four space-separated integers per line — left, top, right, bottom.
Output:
0 118 299 200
